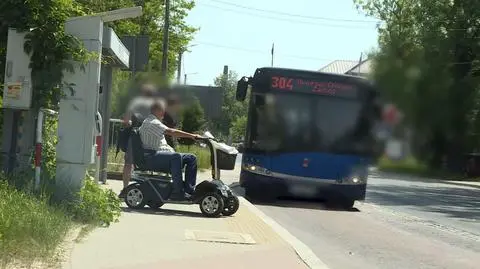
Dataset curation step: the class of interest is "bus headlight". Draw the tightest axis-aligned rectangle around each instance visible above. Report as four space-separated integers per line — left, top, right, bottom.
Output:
244 164 271 176
343 175 366 184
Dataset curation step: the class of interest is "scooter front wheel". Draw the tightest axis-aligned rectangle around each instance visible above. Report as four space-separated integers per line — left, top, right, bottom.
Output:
199 192 224 218
222 195 240 216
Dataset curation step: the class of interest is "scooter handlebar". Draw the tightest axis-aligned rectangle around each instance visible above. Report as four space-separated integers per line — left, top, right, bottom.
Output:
196 136 216 142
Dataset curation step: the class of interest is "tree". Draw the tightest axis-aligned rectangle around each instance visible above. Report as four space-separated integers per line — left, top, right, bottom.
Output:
355 0 480 170
77 0 198 117
230 115 247 142
212 71 249 136
179 97 205 145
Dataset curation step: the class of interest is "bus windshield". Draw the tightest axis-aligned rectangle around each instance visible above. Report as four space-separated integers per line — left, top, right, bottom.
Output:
248 92 375 155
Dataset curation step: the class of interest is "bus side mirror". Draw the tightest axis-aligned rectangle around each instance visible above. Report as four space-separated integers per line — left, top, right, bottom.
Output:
236 76 249 101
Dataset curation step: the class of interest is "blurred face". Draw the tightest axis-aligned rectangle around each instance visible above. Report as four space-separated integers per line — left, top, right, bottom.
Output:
153 108 165 119
140 84 156 97
168 103 181 113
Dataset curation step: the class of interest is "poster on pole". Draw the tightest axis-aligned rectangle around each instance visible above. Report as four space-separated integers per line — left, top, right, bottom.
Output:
5 82 22 99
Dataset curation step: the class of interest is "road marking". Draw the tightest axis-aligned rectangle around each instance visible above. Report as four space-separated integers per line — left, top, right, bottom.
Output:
238 197 330 269
185 229 256 245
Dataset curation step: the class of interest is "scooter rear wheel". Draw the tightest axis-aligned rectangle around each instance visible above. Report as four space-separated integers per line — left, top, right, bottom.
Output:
222 195 240 216
124 184 146 209
199 192 224 218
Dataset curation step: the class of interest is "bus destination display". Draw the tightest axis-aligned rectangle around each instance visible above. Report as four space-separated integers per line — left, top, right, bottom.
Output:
270 76 358 98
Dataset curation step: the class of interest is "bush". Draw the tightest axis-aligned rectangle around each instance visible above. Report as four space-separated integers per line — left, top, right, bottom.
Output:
179 97 205 146
70 175 121 226
230 115 247 142
0 179 71 266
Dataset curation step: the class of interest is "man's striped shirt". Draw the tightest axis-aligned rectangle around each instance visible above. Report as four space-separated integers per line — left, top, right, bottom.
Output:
139 114 174 152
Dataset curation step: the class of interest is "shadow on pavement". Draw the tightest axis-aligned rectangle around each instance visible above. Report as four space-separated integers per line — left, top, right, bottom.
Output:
121 206 204 218
229 184 360 212
367 184 480 221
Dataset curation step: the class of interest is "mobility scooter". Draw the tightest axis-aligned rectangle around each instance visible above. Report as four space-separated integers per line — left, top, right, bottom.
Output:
123 129 240 218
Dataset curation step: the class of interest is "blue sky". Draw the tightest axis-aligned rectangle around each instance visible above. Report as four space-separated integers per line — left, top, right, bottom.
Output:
182 0 379 86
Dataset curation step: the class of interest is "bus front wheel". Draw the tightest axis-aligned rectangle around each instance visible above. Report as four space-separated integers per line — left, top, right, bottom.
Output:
340 199 355 209
245 187 274 202
327 198 355 210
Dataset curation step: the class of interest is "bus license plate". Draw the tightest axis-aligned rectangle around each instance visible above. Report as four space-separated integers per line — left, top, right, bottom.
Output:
290 185 316 196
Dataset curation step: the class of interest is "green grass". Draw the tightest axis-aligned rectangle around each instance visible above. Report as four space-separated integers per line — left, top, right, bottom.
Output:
106 145 211 172
0 174 121 268
377 155 430 175
177 144 211 170
0 180 71 267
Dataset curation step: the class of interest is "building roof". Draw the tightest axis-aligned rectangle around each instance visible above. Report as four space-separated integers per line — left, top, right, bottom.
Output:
318 60 360 74
347 59 371 76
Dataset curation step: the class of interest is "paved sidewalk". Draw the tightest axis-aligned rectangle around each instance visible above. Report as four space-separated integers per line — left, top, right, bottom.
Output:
62 175 309 269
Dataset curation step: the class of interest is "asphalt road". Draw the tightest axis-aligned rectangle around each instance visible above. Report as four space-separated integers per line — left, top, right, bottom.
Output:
229 166 480 269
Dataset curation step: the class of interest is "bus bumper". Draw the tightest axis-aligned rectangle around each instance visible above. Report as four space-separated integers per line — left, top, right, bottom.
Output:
240 170 366 201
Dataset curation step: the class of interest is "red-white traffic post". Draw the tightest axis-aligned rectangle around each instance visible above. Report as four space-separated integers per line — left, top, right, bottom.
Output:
383 103 401 126
94 112 103 183
35 108 58 192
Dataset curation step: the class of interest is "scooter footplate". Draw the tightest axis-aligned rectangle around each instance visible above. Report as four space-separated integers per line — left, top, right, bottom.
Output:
166 200 194 205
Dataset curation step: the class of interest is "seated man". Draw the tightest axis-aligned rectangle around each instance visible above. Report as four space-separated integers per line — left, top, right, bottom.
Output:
139 99 202 201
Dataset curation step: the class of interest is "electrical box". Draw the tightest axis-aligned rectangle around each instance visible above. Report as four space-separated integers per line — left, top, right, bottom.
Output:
2 29 32 110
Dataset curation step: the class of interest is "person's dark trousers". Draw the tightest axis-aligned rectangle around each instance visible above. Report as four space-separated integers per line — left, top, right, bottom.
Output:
180 153 197 194
144 151 197 196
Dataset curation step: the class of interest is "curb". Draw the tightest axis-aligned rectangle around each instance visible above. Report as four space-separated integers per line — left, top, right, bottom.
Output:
238 197 330 269
443 181 480 189
372 171 480 189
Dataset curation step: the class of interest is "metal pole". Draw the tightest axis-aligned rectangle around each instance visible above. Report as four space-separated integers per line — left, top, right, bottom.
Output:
177 50 183 84
99 67 113 184
7 110 20 174
34 108 58 191
161 0 170 79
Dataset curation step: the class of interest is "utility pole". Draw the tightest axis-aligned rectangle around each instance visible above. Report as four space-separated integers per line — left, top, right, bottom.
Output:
271 43 274 67
222 65 228 88
161 0 170 79
177 50 182 84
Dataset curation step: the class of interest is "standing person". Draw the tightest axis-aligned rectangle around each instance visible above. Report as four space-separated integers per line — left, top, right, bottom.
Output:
163 94 181 149
140 99 201 200
119 83 156 198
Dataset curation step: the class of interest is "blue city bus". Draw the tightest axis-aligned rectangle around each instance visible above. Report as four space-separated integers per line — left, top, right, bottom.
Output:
236 67 381 208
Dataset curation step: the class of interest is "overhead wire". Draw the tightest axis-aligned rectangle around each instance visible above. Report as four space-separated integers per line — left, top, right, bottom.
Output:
207 0 379 24
194 41 478 66
196 3 379 30
202 0 479 32
194 41 353 62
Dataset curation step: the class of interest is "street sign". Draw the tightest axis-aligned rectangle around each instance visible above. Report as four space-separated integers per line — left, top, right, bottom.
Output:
385 139 405 160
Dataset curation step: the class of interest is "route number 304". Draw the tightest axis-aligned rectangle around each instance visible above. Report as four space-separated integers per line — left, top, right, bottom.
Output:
271 76 293 90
